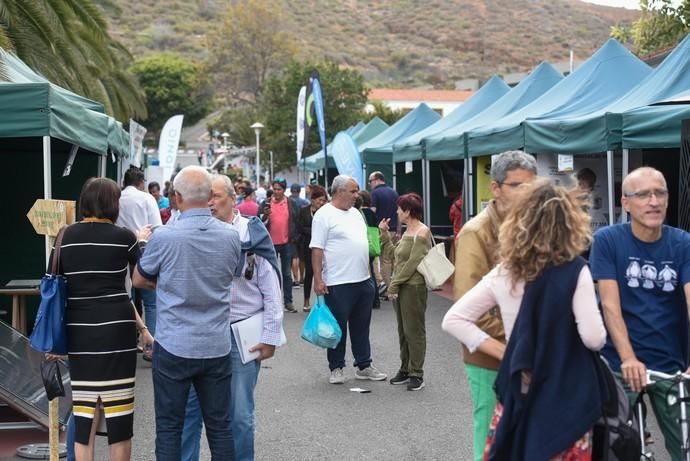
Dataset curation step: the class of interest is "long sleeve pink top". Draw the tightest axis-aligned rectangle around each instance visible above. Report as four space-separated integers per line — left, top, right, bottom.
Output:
442 263 607 353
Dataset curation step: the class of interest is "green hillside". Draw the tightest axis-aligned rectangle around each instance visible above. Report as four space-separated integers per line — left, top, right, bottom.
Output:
107 0 639 87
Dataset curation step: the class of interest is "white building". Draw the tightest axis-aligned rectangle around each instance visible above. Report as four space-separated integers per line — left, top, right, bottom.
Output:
366 88 474 117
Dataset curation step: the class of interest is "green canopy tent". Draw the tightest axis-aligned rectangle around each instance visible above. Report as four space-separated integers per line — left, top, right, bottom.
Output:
0 50 128 328
419 62 563 223
466 40 650 157
300 117 389 188
359 104 441 202
392 76 510 163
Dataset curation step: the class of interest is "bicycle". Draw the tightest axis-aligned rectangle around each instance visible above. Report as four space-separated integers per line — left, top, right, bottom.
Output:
635 369 690 461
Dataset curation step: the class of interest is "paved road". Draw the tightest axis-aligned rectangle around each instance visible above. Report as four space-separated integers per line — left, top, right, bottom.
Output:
3 286 672 460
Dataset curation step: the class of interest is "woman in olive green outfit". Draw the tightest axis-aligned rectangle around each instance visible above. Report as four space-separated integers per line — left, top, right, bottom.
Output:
379 193 431 391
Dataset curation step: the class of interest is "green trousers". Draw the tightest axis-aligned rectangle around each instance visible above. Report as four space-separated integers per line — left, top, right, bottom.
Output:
464 363 498 461
393 283 427 377
615 372 685 461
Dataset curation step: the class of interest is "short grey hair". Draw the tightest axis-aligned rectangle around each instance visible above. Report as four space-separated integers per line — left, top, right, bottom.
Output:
211 174 234 197
490 150 537 184
330 175 356 195
173 166 212 203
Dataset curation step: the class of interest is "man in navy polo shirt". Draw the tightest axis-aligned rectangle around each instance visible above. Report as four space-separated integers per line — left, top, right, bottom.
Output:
590 167 690 461
369 171 398 293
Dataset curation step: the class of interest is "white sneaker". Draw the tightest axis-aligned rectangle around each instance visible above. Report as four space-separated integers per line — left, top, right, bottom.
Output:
329 368 345 384
355 365 387 381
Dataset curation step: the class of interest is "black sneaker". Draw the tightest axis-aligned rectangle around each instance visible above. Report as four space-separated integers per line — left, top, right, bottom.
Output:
378 283 388 298
407 376 425 391
389 371 409 385
284 303 297 313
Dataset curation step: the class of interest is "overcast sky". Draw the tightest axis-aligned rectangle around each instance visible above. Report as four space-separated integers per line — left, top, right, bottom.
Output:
581 0 640 9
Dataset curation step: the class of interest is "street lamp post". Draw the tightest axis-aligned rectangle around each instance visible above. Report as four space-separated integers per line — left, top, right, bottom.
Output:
221 132 229 171
250 122 264 186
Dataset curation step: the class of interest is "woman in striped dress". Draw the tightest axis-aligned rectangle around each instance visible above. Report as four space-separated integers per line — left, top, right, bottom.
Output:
50 177 153 461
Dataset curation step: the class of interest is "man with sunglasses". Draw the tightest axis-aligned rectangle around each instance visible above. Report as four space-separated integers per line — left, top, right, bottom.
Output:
590 167 690 461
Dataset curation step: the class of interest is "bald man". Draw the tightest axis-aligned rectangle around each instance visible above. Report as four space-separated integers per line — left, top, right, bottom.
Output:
590 167 690 460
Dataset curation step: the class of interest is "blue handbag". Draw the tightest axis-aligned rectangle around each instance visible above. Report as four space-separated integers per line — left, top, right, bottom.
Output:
300 295 342 349
30 226 68 354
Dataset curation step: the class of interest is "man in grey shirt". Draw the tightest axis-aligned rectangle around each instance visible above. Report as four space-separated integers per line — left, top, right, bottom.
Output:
133 166 241 460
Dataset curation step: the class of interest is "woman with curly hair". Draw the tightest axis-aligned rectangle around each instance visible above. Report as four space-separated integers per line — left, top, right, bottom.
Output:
442 180 607 461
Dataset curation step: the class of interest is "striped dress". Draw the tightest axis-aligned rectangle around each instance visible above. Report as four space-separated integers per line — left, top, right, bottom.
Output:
51 221 140 445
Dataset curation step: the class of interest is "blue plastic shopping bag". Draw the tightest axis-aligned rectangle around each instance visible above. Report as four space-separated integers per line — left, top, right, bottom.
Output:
300 296 342 349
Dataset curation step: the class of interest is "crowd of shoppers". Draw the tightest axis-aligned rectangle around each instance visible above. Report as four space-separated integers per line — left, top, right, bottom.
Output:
45 152 690 461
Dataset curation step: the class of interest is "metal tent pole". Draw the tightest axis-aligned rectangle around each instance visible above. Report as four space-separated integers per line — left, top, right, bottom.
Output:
606 150 615 226
466 156 474 218
621 149 629 223
422 159 430 225
42 136 52 265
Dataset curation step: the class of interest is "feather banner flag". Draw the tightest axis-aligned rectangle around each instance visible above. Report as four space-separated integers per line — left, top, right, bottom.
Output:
296 85 306 162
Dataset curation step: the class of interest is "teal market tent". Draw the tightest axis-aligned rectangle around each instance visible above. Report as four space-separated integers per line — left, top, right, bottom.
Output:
619 35 690 149
359 103 441 168
392 76 510 162
524 34 690 153
360 103 440 207
425 62 563 161
301 117 389 172
466 39 650 157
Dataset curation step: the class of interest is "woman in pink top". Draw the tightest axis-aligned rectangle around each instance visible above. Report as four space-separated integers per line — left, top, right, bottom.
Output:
442 181 607 461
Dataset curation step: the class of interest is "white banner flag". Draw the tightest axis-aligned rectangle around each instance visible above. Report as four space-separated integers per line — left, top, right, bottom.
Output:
296 86 306 162
158 115 184 180
129 119 147 168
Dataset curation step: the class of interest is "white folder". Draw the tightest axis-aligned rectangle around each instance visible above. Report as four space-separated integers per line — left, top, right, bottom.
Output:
231 312 287 364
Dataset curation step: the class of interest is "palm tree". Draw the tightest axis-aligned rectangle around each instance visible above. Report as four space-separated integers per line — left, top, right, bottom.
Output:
0 0 147 121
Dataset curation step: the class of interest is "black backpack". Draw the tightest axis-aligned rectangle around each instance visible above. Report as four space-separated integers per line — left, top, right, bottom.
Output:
592 354 642 461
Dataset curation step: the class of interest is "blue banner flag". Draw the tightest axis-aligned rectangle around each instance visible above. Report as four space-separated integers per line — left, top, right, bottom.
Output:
309 71 327 157
331 132 363 188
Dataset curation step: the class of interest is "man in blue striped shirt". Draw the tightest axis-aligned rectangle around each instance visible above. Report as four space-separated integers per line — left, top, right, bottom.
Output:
181 174 284 461
133 166 241 461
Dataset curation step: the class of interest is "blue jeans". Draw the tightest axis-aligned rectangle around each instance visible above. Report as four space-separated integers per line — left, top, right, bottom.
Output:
152 342 233 460
182 332 261 461
274 243 293 305
66 413 76 461
138 288 157 336
324 279 376 371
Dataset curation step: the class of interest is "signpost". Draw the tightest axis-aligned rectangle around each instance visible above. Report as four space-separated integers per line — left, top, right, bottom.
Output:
25 199 75 461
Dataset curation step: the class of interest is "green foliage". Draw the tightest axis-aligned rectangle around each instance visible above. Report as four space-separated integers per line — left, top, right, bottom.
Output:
130 53 213 136
0 0 146 122
611 0 690 55
208 105 260 149
258 60 369 172
209 0 297 104
363 100 405 126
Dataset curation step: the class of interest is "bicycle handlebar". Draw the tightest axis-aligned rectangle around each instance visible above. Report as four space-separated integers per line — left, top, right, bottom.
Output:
647 369 690 384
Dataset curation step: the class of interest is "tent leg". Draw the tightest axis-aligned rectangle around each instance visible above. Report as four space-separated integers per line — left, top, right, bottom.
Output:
392 159 396 191
98 154 106 178
606 150 615 226
43 136 52 265
422 159 430 225
621 149 629 223
466 157 474 219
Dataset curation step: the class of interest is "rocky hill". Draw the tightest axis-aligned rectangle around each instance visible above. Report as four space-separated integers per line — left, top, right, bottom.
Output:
107 0 639 87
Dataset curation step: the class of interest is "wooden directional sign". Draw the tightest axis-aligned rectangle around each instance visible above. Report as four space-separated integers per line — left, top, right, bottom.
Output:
26 199 76 236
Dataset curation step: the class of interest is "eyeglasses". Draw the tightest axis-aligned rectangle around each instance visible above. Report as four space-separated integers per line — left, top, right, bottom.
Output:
499 181 529 189
623 189 668 200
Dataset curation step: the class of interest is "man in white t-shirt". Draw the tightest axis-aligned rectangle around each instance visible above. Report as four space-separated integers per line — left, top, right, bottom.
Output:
310 175 387 384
